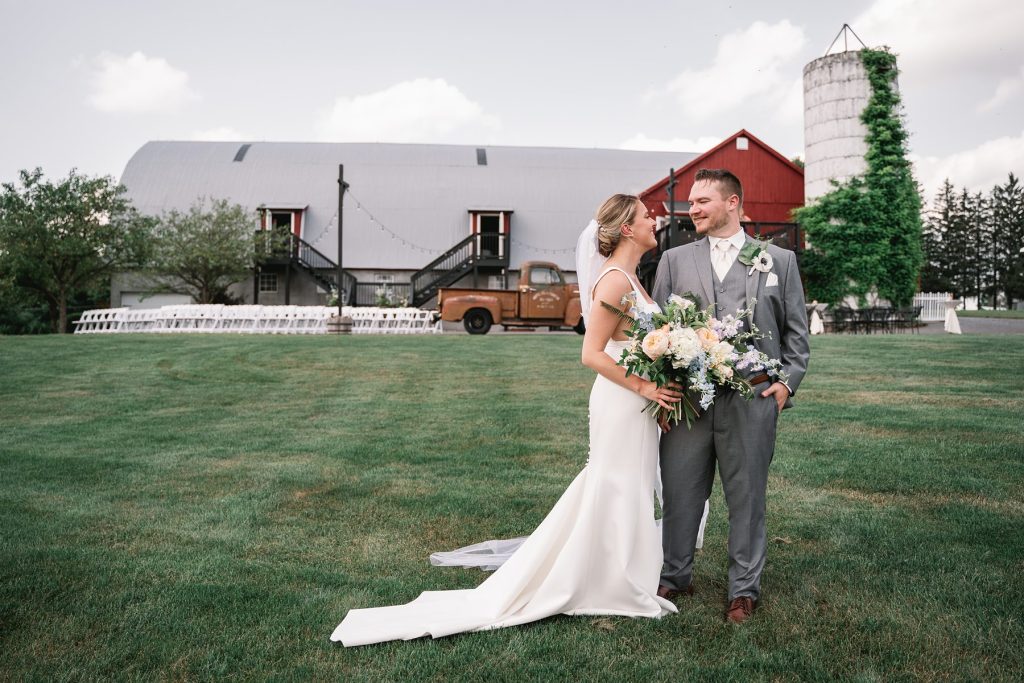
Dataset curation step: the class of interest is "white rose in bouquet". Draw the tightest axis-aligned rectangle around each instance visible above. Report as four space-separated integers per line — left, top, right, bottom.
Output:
710 340 736 366
668 327 702 366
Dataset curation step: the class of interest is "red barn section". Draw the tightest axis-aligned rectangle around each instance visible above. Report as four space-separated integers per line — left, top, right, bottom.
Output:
640 129 804 224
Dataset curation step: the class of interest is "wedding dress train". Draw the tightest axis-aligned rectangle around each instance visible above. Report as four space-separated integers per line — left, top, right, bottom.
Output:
331 337 678 646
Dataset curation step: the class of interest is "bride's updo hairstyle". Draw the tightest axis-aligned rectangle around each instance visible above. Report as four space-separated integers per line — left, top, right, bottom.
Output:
594 194 640 257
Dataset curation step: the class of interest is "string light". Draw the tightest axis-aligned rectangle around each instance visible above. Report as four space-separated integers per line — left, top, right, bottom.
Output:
306 212 337 246
346 190 444 255
509 237 576 255
312 190 580 257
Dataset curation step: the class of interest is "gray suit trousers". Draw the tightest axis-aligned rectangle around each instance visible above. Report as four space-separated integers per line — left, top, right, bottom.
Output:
659 380 777 601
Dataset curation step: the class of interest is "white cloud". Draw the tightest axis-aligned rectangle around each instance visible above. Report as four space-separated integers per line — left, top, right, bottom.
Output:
653 20 806 122
978 65 1024 113
618 133 722 153
913 130 1024 200
316 78 499 143
87 51 199 113
854 0 1024 81
190 126 250 141
775 76 805 125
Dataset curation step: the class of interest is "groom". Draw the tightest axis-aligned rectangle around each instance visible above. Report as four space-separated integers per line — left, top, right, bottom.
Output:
652 168 809 624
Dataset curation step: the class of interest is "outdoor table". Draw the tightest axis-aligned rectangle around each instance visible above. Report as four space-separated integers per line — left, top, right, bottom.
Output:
809 303 827 335
944 299 962 334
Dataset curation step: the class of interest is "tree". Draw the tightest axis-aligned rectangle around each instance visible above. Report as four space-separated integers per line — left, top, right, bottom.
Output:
946 189 988 302
920 180 956 293
0 168 152 333
146 198 256 304
796 48 924 307
921 175 1023 308
991 173 1024 307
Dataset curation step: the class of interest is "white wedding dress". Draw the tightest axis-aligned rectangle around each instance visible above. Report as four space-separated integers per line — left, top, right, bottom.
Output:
331 273 679 646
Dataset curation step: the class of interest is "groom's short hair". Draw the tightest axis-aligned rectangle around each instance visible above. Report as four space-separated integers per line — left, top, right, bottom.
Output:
694 168 743 209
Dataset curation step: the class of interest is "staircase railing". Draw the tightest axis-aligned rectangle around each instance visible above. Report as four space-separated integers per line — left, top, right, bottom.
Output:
255 230 357 305
410 233 508 307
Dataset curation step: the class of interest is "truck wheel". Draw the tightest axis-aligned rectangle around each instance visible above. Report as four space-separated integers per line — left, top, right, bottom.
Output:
574 318 586 335
464 309 492 335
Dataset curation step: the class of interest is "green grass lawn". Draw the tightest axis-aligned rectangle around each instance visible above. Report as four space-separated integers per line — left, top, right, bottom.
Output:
959 309 1024 319
2 333 1022 681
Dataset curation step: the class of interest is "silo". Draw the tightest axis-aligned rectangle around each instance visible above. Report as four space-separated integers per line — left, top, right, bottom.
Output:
803 50 873 201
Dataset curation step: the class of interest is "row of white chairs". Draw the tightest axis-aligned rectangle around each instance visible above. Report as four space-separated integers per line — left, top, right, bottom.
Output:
73 305 442 335
348 307 441 334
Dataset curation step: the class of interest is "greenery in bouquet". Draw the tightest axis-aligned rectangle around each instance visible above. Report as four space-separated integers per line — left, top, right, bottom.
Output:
602 293 787 428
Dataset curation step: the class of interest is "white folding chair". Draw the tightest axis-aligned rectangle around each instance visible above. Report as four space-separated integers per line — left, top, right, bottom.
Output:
73 309 103 333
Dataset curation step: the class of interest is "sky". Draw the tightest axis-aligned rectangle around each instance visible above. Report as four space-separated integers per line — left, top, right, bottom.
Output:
1 0 1022 204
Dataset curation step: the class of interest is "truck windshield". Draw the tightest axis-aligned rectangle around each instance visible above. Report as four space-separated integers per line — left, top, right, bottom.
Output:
529 267 561 286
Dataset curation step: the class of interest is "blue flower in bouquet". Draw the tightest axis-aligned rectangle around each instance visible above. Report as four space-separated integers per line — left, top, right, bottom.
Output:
620 292 655 333
692 358 716 410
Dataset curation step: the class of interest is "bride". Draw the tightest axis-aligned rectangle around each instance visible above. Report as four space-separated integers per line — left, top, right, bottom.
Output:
331 194 690 646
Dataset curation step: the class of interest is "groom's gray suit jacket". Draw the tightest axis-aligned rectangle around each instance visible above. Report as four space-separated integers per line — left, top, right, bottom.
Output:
652 236 809 401
652 235 809 601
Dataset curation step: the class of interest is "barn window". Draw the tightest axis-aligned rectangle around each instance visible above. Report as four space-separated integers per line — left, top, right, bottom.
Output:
259 272 278 293
736 136 749 150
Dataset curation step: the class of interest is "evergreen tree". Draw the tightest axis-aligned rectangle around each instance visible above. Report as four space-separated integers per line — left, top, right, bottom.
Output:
991 173 1024 307
920 180 956 292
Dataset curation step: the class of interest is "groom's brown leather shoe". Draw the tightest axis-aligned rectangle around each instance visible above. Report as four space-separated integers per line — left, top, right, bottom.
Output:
657 584 694 601
726 596 755 624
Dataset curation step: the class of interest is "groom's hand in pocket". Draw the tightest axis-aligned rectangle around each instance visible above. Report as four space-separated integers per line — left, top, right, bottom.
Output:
761 382 789 414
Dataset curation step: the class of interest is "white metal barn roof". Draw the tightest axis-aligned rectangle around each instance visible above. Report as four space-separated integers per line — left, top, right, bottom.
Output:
120 141 695 271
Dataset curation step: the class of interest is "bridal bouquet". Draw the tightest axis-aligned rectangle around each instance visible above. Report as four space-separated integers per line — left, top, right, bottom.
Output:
603 293 787 428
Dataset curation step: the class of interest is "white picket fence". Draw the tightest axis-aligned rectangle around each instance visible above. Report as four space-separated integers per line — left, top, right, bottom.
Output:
73 305 441 335
913 292 952 322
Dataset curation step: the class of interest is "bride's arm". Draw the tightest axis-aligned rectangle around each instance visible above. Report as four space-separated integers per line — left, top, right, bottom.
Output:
581 275 680 410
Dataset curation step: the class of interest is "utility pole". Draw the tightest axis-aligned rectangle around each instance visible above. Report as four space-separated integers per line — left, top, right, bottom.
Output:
337 164 349 316
667 168 676 240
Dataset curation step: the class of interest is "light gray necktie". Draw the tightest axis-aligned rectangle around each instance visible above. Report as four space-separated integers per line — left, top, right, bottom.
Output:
713 241 732 281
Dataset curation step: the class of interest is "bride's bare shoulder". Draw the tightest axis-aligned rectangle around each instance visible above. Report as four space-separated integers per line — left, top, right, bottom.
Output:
592 269 634 312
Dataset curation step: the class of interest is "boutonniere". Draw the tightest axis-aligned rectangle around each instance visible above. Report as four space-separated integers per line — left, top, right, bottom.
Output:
738 240 773 276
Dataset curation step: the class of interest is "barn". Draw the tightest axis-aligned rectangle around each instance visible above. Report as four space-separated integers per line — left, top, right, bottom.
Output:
114 133 803 308
632 130 805 288
640 129 805 225
115 142 693 308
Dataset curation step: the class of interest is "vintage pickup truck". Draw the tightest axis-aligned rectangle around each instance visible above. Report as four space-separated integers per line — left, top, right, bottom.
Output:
438 261 584 335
